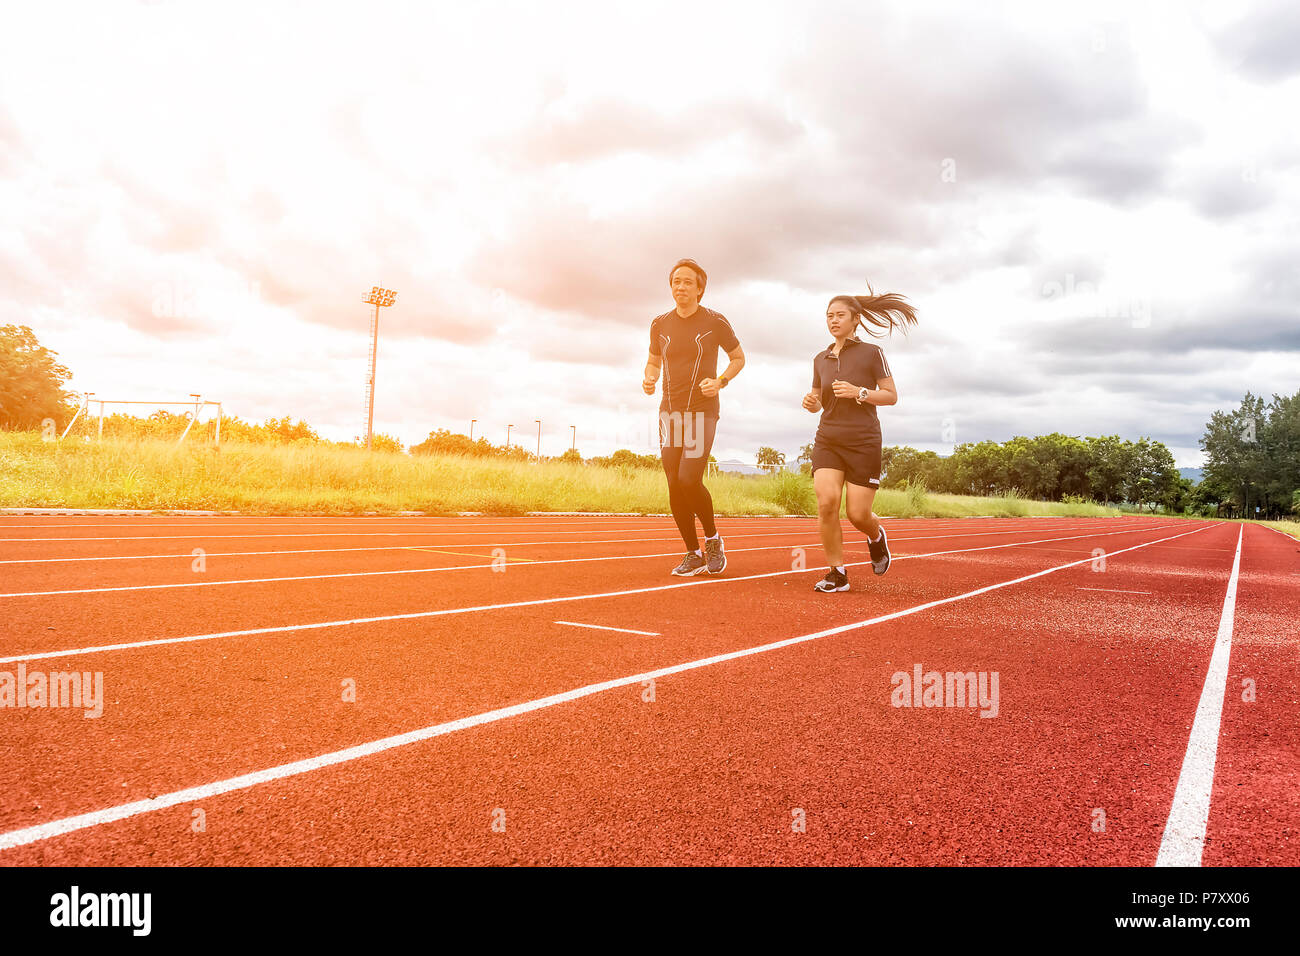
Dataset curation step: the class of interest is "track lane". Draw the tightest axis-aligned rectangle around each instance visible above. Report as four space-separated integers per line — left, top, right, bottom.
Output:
0 521 1187 660
1199 523 1300 865
0 520 1216 863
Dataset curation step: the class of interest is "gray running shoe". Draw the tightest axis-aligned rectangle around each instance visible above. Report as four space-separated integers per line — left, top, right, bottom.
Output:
868 526 891 575
671 551 708 576
704 536 727 574
814 567 850 592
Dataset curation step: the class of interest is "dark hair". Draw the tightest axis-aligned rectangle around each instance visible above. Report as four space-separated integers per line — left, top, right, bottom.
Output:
827 282 917 338
669 258 707 301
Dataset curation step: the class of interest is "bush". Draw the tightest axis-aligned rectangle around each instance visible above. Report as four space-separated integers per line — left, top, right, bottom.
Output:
765 469 816 515
907 477 929 512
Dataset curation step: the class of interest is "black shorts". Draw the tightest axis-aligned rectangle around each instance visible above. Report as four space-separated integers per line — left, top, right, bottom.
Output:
811 435 882 488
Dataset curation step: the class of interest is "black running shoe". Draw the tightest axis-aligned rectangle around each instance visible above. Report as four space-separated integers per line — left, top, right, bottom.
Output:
814 567 850 592
671 551 708 576
868 526 891 575
704 536 727 574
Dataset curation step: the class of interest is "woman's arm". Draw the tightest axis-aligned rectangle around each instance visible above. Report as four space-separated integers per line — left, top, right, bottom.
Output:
830 375 897 405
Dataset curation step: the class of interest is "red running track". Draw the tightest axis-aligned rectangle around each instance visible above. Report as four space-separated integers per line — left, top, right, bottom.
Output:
0 514 1294 865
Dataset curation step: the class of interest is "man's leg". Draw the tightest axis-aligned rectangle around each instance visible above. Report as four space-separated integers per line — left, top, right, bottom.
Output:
661 443 699 551
676 414 718 537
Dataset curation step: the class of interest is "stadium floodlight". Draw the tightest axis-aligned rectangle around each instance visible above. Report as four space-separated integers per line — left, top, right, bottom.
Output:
506 424 513 448
470 419 477 442
361 286 399 450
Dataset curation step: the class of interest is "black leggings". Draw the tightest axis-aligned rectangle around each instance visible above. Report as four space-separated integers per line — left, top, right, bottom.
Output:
659 412 718 551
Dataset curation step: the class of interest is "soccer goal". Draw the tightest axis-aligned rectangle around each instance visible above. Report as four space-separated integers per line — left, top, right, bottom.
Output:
60 394 224 445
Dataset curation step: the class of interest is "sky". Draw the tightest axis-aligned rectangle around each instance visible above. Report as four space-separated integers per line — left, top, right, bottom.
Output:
2 0 1297 465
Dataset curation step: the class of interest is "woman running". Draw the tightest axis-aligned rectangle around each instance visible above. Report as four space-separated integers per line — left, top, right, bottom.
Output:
643 257 745 575
801 286 917 592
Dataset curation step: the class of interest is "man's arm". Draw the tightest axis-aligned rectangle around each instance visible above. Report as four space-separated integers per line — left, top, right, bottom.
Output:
700 344 745 397
642 351 661 395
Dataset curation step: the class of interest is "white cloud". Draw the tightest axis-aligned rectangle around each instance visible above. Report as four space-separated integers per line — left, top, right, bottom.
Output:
2 0 1296 465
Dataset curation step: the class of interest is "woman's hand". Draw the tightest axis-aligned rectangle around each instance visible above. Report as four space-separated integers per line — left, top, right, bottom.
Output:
802 390 822 412
831 380 861 398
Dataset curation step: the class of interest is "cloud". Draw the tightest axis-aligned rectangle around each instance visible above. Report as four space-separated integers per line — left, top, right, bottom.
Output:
1213 0 1300 81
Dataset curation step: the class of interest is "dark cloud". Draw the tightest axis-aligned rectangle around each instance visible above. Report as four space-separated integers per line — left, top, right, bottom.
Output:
1213 0 1300 81
1186 166 1275 220
466 6 1195 343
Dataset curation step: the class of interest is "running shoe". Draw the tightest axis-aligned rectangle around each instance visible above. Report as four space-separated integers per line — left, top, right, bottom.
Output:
704 536 727 574
814 567 850 592
868 526 891 575
671 551 708 576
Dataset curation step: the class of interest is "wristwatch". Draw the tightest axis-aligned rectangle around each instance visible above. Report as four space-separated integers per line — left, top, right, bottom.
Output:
719 375 730 388
857 386 870 403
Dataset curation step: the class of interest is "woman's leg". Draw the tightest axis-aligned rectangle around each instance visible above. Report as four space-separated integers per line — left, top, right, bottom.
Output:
845 482 881 539
813 467 847 566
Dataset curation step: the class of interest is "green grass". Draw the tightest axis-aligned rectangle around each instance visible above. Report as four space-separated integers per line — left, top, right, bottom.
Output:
1 432 1128 518
1267 519 1300 541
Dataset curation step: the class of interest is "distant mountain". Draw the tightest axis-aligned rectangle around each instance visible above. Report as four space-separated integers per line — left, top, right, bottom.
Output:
1179 467 1204 483
715 459 798 475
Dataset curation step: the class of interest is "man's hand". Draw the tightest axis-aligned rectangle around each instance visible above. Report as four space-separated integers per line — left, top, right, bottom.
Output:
831 380 861 399
642 374 657 395
699 378 722 398
802 390 822 412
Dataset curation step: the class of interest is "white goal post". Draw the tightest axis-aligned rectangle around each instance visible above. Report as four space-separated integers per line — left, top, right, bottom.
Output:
61 395 224 446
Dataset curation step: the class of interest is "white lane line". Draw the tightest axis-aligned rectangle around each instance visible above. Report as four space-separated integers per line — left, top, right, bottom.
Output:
0 523 1210 852
1075 587 1153 595
0 522 1195 664
0 522 1130 585
0 517 1139 545
0 542 814 597
554 621 660 636
0 526 698 543
1155 525 1244 868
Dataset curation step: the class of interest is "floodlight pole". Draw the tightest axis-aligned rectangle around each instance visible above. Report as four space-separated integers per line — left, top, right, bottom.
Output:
535 420 541 461
506 424 513 448
570 425 575 450
362 286 398 450
469 419 477 443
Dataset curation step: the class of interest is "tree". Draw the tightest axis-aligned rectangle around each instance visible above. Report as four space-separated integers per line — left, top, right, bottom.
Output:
882 446 944 490
1201 392 1271 515
1086 435 1133 505
797 442 815 475
756 446 786 472
369 433 404 454
558 448 582 464
951 440 1009 496
0 325 75 430
411 429 497 457
589 449 661 469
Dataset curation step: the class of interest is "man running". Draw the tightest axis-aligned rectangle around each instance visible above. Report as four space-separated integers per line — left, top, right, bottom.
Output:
642 258 745 575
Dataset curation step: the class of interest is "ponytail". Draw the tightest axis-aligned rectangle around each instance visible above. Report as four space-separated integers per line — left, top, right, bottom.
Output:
828 282 918 339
